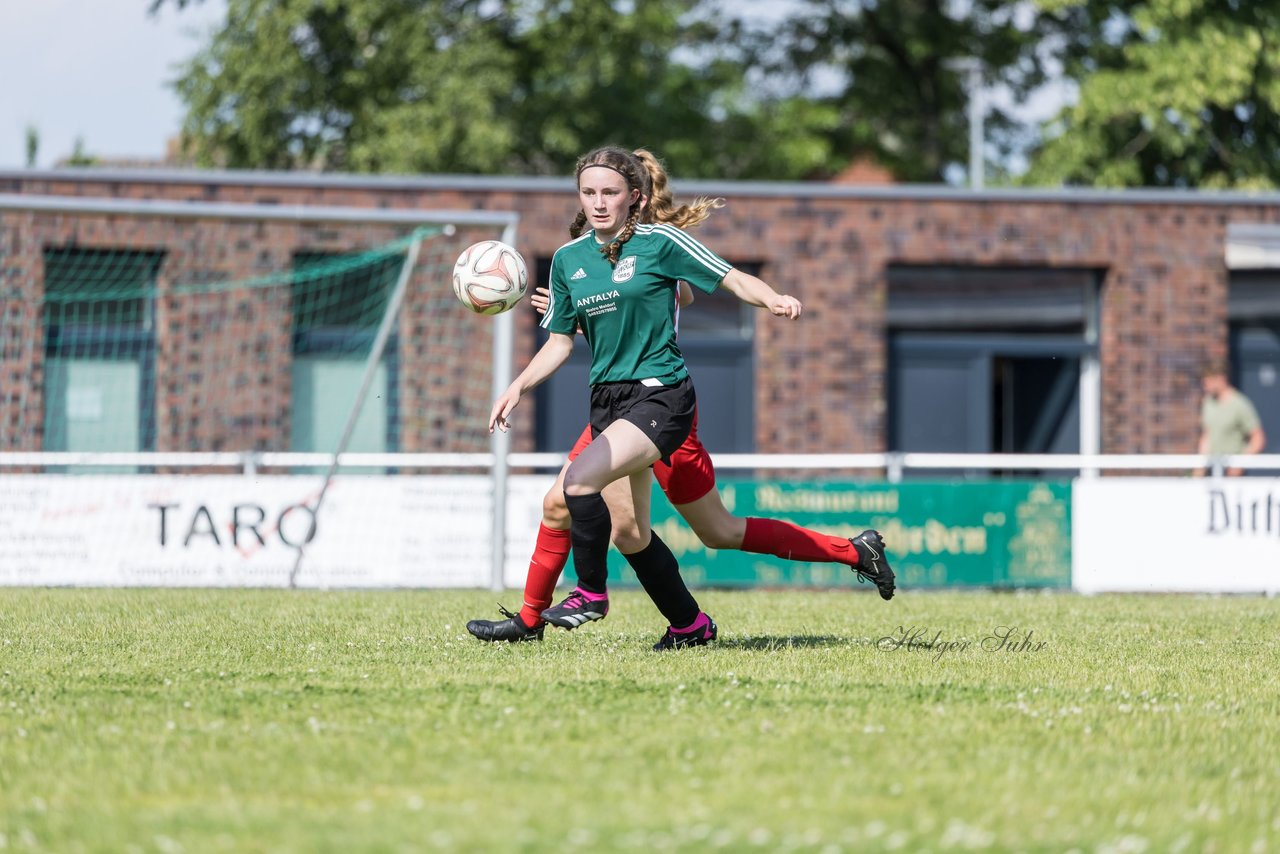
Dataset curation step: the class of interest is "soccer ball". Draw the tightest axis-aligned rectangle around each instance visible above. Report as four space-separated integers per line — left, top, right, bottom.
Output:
452 239 529 315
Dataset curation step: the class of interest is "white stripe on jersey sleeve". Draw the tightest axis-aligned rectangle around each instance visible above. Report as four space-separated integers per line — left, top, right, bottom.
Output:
644 223 733 277
673 283 681 338
539 295 555 329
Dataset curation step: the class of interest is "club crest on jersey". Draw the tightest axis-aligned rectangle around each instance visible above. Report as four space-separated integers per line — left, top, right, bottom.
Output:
612 256 637 283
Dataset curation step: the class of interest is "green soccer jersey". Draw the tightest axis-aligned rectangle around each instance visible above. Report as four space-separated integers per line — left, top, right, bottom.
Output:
540 223 732 385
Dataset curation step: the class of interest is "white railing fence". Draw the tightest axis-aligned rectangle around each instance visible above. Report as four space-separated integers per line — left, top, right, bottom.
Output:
6 451 1278 591
4 451 1280 477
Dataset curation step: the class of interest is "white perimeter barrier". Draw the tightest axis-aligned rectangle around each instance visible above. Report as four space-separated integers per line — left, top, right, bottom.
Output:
1073 478 1280 595
0 475 552 589
5 453 1280 591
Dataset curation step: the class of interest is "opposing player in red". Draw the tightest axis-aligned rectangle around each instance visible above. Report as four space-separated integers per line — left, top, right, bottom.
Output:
467 150 895 650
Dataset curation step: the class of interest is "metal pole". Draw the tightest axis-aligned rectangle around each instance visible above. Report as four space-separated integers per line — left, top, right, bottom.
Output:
489 223 519 594
886 452 904 484
1080 275 1101 477
967 62 985 190
942 57 984 189
288 234 424 588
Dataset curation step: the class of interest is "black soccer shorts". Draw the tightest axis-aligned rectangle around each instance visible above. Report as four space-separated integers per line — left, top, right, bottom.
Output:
588 376 696 463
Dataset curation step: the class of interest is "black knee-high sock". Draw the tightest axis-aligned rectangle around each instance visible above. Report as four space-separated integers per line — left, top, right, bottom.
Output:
563 491 611 594
623 531 699 628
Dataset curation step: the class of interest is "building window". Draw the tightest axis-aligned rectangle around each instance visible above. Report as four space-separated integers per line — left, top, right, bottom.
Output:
886 265 1102 474
289 250 403 456
42 247 162 456
1228 270 1280 452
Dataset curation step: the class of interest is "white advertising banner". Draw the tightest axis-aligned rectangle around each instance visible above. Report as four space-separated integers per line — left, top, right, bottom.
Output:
1073 478 1280 594
0 475 552 588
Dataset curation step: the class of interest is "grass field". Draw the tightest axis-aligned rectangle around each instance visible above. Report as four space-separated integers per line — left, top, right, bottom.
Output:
1 588 1277 853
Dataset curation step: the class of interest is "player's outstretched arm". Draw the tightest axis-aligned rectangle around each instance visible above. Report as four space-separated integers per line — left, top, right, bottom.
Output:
719 269 801 319
489 333 574 433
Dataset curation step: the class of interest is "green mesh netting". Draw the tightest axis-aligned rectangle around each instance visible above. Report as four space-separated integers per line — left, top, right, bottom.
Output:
3 222 503 458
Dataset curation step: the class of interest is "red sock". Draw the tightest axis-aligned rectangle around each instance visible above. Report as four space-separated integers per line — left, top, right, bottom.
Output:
741 517 857 566
519 524 571 628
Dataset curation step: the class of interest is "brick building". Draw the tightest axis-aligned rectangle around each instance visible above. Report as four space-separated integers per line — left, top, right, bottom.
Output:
3 167 1280 462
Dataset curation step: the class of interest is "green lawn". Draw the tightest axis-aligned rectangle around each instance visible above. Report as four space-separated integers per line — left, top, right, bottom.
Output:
2 589 1277 852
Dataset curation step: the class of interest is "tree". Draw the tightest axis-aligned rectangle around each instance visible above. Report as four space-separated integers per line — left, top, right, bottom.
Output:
1025 0 1280 188
168 0 1080 183
65 137 98 168
25 126 39 168
716 0 1064 182
174 0 507 171
170 0 843 179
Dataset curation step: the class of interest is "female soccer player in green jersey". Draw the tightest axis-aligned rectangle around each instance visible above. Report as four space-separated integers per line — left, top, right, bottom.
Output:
468 283 896 650
488 147 879 648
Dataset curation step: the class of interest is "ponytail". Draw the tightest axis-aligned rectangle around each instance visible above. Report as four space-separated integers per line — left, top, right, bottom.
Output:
633 148 723 230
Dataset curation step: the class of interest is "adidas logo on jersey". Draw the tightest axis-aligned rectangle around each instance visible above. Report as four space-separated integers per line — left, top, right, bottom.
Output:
570 268 587 280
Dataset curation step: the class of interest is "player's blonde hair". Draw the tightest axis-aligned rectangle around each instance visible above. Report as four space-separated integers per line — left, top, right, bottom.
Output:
633 148 723 230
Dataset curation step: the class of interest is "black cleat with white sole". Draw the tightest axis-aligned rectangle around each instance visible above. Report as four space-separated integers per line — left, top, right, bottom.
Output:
540 588 609 629
850 529 896 600
466 604 544 643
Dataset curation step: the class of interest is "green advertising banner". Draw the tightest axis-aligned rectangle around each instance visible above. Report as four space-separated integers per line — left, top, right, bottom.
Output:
604 480 1072 589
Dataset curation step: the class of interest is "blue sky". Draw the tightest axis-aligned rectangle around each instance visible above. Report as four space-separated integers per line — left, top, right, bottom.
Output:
0 0 228 168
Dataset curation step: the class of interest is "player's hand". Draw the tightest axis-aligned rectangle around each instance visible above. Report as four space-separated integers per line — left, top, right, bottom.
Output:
489 388 522 433
768 294 803 319
532 286 585 333
530 286 550 315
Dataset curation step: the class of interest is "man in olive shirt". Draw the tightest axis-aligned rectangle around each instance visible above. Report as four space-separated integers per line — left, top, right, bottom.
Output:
1197 363 1266 476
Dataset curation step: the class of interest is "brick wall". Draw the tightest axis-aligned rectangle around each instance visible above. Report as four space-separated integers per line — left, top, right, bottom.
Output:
4 170 1279 456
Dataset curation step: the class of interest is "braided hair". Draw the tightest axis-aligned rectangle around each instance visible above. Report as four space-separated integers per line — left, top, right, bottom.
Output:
569 146 648 265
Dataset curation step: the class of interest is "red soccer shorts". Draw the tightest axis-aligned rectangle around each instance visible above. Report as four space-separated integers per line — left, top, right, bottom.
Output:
567 408 716 506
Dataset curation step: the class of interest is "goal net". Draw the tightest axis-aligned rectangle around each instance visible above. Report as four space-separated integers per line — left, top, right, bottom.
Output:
0 196 527 587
